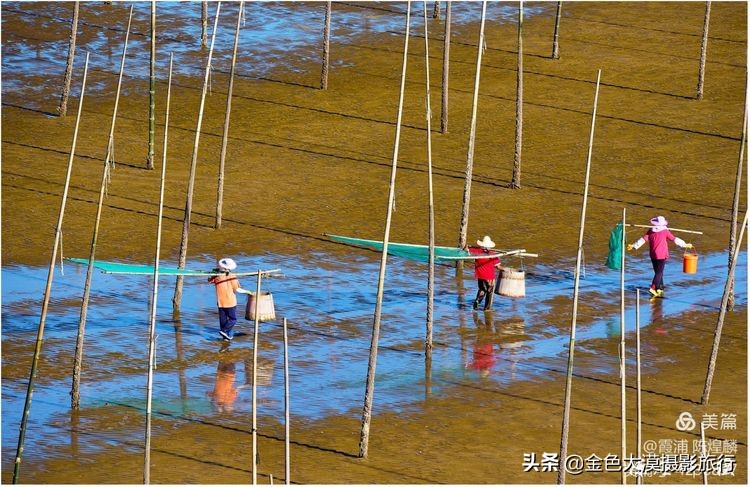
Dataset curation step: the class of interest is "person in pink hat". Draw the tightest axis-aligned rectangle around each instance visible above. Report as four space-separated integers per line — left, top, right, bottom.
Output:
626 216 693 297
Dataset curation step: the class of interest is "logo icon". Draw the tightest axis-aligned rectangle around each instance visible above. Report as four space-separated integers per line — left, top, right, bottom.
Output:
676 411 696 431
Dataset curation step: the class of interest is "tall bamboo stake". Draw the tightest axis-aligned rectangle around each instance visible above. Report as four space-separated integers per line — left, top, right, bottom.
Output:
144 53 173 485
283 317 290 485
510 1 523 189
635 288 642 485
320 1 331 90
147 0 156 170
216 1 244 229
619 207 627 485
173 2 222 310
57 1 79 117
701 211 748 404
696 1 711 100
727 99 746 309
551 1 561 59
423 0 435 360
457 1 488 251
71 7 134 410
252 271 262 484
432 0 440 19
439 0 451 134
358 1 411 459
14 52 90 484
201 1 208 48
557 69 601 485
700 422 708 484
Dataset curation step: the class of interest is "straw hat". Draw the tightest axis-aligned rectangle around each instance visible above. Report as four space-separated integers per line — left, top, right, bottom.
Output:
477 236 496 249
649 216 668 229
218 257 237 271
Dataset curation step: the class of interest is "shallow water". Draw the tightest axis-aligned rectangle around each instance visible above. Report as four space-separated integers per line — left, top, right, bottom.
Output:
2 246 745 467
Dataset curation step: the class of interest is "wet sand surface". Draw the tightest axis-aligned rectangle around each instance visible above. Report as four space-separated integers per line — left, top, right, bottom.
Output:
1 1 747 484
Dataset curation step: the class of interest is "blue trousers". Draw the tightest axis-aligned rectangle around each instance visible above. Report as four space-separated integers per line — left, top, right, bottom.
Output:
219 306 238 333
651 258 667 290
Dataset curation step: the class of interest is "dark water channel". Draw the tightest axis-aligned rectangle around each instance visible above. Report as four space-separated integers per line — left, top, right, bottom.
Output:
1 246 745 467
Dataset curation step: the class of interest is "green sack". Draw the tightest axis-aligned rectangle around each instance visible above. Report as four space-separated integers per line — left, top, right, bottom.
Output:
606 223 624 270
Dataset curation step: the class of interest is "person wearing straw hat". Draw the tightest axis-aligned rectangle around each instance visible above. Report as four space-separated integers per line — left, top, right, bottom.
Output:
626 216 693 298
208 257 248 341
468 235 504 310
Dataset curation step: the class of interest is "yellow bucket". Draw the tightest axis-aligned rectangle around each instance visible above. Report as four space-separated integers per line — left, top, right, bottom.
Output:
682 250 698 274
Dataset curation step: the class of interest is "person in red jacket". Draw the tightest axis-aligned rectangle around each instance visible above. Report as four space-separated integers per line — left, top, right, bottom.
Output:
468 235 503 310
627 216 693 298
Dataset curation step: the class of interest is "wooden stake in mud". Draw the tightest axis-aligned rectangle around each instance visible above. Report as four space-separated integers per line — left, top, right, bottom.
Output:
57 1 80 117
423 0 435 361
320 1 332 90
216 0 244 229
147 0 156 170
701 211 748 405
358 1 411 459
144 53 173 485
173 2 222 311
510 1 523 189
635 288 643 485
432 1 440 19
440 0 451 134
619 207 627 485
71 7 134 410
457 1 488 251
14 52 90 485
557 69 601 485
252 271 262 484
551 1 562 59
696 1 711 100
728 99 746 309
201 1 208 48
283 317 291 485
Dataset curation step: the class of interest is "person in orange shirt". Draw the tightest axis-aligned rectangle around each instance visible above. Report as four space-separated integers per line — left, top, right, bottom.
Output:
208 257 247 341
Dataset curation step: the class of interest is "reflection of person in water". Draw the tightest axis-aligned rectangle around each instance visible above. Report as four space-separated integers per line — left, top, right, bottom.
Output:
208 356 238 412
468 312 496 377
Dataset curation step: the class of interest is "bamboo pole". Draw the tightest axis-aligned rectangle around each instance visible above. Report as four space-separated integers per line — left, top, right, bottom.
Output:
423 0 435 361
173 2 221 311
13 52 90 484
144 53 173 485
619 207 627 485
700 422 708 484
358 1 411 459
320 1 331 90
439 0 451 134
727 99 746 309
510 0 523 189
216 1 244 229
252 271 262 484
71 7 133 410
701 211 748 405
147 0 156 170
57 1 79 117
557 69 601 485
201 1 208 48
625 224 703 235
551 1 561 59
696 1 711 100
432 0 440 19
635 288 642 485
283 317 290 485
457 1 488 251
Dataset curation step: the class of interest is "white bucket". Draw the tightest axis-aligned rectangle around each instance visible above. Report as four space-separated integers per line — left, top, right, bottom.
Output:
245 291 276 322
495 268 526 298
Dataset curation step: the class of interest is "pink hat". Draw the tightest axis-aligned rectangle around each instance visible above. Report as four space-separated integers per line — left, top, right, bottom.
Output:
650 216 668 227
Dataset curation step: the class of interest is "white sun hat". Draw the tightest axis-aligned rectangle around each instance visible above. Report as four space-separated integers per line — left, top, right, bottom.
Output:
476 235 496 249
218 257 237 271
